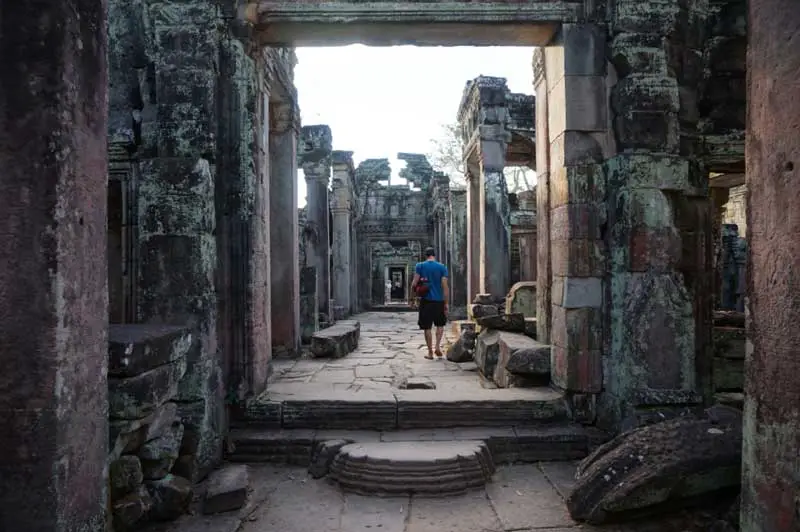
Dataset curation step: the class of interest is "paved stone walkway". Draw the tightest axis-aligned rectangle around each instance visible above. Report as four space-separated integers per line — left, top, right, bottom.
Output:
147 462 598 532
270 312 483 393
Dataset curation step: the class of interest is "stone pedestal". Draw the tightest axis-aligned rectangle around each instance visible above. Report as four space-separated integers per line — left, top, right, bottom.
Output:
300 126 333 317
0 2 109 529
741 2 800 530
270 103 300 356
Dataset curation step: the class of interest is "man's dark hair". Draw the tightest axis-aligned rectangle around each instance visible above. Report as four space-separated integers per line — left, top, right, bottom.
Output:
424 247 436 258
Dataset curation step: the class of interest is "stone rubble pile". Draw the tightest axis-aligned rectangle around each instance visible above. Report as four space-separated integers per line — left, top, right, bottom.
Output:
450 286 550 389
107 325 195 530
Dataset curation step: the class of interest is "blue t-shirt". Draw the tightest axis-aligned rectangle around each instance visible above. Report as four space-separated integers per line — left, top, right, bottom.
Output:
415 260 448 301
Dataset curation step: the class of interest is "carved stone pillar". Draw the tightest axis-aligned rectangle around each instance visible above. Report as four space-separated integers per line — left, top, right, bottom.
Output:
534 49 552 344
478 124 512 299
300 125 333 317
331 151 354 317
449 190 469 311
0 2 108 529
270 101 300 356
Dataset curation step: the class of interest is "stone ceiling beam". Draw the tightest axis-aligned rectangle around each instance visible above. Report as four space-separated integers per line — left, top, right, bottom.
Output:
248 1 581 46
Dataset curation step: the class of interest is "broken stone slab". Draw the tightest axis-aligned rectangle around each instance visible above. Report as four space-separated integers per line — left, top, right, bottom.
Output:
108 357 187 420
308 439 350 479
494 332 551 388
567 405 743 524
110 455 144 500
328 441 495 496
470 303 499 319
474 330 500 378
472 293 497 305
446 329 477 363
139 421 184 480
310 320 361 358
203 464 250 514
108 324 192 378
146 474 193 522
475 312 525 333
505 281 537 318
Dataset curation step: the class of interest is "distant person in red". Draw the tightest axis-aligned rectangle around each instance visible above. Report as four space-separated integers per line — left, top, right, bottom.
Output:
411 247 449 360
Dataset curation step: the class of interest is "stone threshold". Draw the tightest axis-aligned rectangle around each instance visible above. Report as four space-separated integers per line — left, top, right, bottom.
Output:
241 386 569 430
227 423 610 466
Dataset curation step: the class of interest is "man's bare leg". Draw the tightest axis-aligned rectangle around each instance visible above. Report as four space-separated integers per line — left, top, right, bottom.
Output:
434 327 445 358
424 329 434 359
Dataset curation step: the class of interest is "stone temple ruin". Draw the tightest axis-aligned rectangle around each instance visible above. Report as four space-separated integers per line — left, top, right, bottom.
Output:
0 1 797 532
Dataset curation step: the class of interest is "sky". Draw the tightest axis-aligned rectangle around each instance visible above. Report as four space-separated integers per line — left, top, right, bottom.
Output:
294 45 535 206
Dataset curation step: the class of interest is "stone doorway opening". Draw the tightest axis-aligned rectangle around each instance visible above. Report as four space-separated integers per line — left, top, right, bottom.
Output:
388 266 407 302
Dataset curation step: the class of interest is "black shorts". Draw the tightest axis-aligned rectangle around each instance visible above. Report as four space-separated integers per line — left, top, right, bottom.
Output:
418 299 447 329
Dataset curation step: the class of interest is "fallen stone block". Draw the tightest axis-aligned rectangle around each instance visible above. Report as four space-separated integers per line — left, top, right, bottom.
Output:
446 329 477 363
112 485 153 531
494 332 550 388
203 464 250 514
308 439 350 479
505 282 536 318
108 358 187 420
474 330 500 378
567 405 743 524
310 320 361 358
146 474 193 521
473 293 496 305
110 455 144 500
139 421 184 480
475 312 525 333
109 324 192 378
524 317 537 339
470 303 499 319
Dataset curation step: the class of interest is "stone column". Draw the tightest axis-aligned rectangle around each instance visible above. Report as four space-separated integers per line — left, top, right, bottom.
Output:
331 151 354 317
450 190 469 311
466 169 482 303
300 125 333 318
270 102 300 357
741 1 800 530
350 220 359 313
479 125 512 298
534 49 552 344
0 1 108 529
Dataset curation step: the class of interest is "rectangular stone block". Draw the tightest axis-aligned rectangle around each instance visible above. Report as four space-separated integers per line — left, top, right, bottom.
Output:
474 330 500 379
551 204 602 240
493 332 551 389
109 324 193 378
551 131 610 170
627 227 682 272
565 75 608 132
613 0 681 35
603 154 694 193
611 34 669 77
108 358 187 420
614 110 679 152
551 276 603 309
551 346 603 393
551 305 603 351
549 164 605 207
563 24 607 76
551 238 605 277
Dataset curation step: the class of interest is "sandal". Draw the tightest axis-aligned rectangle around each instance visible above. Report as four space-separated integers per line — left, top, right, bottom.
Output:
424 353 434 360
435 349 444 359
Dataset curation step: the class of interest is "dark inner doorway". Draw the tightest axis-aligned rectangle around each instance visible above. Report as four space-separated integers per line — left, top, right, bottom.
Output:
390 267 406 300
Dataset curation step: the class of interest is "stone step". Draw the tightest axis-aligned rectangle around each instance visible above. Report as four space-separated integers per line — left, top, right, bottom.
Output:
241 386 569 430
227 423 609 466
328 441 495 496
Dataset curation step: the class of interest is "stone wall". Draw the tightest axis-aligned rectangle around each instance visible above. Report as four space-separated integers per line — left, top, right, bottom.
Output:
108 325 193 529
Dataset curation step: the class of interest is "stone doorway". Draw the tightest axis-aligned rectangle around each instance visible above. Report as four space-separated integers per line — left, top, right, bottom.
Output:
388 266 407 302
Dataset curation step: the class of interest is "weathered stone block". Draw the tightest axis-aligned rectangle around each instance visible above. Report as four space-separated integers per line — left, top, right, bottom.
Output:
310 320 360 358
475 313 526 333
470 303 499 319
610 34 669 78
108 358 187 420
553 276 603 309
109 324 193 378
505 281 537 318
109 402 181 460
309 440 350 479
551 238 605 277
549 164 605 208
203 465 250 514
446 329 477 363
176 397 226 482
474 330 500 378
567 406 743 524
494 332 551 388
562 24 607 76
112 485 153 531
614 110 679 152
552 346 603 393
551 204 603 240
110 456 144 500
473 293 496 305
139 422 184 480
146 474 193 521
713 326 745 359
524 317 538 339
551 305 603 351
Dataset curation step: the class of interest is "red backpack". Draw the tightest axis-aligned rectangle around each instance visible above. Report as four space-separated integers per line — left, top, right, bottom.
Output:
415 277 430 297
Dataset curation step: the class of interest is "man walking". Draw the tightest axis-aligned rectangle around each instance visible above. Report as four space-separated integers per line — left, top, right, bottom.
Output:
411 247 449 360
